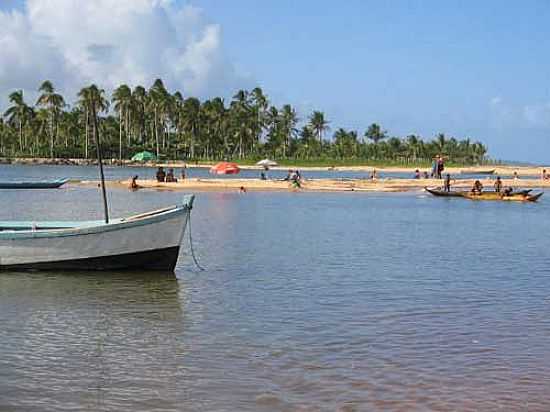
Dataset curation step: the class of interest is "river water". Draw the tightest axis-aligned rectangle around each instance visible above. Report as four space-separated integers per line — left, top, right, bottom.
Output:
1 165 550 411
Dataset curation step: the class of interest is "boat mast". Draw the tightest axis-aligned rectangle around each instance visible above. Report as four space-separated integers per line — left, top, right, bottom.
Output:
91 100 109 224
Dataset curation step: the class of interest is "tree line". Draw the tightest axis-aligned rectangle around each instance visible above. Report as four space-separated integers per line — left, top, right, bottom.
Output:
0 79 488 164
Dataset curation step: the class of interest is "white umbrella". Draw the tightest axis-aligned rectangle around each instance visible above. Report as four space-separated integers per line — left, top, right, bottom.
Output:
256 159 278 167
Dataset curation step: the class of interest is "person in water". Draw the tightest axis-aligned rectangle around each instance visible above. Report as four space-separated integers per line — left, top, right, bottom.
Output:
370 169 377 180
129 175 140 190
423 171 429 179
260 171 267 180
165 168 177 182
494 176 502 193
471 180 483 194
181 168 186 180
443 174 451 192
414 169 420 179
156 167 166 182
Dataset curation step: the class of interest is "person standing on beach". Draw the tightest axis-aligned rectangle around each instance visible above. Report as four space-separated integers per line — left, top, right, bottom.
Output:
494 176 502 193
431 156 438 178
437 156 445 179
443 174 451 192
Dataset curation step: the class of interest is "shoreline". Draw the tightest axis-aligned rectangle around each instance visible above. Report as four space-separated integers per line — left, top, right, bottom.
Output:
75 177 550 193
1 157 549 177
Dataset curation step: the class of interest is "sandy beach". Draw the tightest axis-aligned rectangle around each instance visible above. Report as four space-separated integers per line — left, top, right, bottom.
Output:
76 176 550 193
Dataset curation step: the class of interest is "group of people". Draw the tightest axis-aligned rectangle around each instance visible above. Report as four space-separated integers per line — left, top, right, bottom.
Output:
440 174 516 196
156 166 185 182
414 169 430 179
283 169 303 188
129 166 187 190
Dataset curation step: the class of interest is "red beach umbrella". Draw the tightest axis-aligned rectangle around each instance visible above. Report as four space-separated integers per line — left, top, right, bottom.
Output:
210 162 240 175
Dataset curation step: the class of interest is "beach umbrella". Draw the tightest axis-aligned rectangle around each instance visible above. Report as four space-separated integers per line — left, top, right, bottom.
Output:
131 151 156 162
210 162 240 175
256 158 278 167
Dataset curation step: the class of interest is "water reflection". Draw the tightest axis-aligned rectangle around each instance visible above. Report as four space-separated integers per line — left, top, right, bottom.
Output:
0 272 186 412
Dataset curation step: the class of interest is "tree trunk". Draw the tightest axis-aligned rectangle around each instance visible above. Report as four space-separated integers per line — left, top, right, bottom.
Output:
85 110 89 159
154 107 160 158
19 120 23 152
119 109 123 161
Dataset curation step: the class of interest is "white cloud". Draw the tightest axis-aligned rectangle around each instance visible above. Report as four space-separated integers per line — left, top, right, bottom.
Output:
0 0 251 107
523 103 550 128
488 97 550 130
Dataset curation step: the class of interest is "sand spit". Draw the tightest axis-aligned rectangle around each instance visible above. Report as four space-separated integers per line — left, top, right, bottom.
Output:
75 177 550 193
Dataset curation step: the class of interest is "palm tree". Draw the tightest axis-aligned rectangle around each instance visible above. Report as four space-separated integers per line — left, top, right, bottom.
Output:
364 123 387 144
112 84 132 160
78 85 108 159
4 90 33 152
36 81 66 158
280 104 298 157
180 97 201 159
309 111 329 144
132 86 147 144
148 79 169 158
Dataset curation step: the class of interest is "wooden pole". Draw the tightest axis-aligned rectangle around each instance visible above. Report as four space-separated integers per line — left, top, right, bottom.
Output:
91 101 109 224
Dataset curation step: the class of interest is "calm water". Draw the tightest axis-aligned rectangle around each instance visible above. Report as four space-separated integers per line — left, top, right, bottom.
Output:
1 166 550 411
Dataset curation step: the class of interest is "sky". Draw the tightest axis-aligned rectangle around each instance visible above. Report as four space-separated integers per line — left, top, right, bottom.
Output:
1 0 550 162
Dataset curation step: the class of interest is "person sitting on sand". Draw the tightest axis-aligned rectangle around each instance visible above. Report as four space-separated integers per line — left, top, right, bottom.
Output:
165 168 177 182
129 175 140 190
494 176 502 193
239 186 247 193
503 187 513 196
156 167 166 182
444 174 451 192
471 180 483 194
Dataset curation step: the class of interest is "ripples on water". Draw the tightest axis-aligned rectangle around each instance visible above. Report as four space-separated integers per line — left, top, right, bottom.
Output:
1 166 550 411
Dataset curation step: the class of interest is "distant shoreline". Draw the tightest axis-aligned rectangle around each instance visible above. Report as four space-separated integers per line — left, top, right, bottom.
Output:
1 157 549 177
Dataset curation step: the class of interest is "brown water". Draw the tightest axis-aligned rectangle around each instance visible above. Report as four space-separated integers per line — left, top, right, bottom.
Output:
1 178 550 410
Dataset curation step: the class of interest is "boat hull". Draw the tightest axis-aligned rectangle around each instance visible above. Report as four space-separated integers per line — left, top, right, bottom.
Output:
0 179 69 189
0 195 194 272
0 246 180 271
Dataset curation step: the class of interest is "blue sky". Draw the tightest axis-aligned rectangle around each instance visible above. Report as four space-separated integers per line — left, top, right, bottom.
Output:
2 0 550 162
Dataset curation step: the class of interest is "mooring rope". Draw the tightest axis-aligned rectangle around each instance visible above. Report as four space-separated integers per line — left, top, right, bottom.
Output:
187 213 205 271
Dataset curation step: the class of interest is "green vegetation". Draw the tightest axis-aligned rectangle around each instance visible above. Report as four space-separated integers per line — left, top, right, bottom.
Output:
0 79 488 165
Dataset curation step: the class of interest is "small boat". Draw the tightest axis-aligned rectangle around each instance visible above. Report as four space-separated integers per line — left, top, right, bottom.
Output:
0 178 69 189
459 169 495 175
425 187 542 202
0 195 194 271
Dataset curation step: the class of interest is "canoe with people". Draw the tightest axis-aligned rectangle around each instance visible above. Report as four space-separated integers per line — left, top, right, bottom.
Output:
425 187 542 202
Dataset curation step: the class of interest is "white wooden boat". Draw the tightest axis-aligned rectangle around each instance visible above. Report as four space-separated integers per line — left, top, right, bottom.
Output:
0 195 194 271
